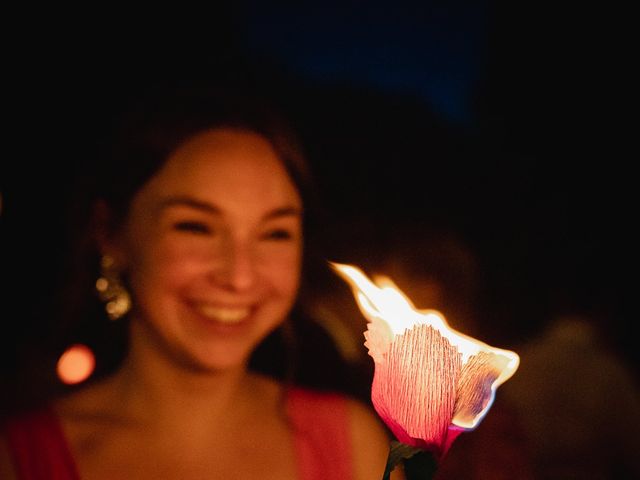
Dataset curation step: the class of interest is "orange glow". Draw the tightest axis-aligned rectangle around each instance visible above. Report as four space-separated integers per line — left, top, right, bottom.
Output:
56 344 95 385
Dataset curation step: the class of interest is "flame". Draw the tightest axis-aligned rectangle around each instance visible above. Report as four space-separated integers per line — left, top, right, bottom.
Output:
332 262 520 431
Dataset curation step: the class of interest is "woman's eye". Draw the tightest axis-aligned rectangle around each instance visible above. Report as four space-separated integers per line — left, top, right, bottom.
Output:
173 221 211 235
263 229 294 241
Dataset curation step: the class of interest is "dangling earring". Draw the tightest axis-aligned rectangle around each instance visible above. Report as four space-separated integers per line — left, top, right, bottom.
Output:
96 254 131 320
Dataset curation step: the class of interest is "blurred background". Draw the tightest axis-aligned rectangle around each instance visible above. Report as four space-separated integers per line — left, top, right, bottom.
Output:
2 1 637 477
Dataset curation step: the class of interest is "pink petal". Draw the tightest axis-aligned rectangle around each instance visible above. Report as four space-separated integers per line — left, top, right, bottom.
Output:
371 324 462 457
364 320 393 363
452 350 513 429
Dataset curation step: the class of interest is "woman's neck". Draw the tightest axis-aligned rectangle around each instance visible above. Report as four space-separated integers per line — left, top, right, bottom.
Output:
100 323 282 447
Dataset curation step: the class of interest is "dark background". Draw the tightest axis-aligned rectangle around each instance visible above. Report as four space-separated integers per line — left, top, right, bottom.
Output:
3 1 633 365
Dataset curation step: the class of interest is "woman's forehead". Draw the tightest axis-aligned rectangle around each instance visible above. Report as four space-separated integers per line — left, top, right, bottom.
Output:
132 128 303 217
170 128 276 162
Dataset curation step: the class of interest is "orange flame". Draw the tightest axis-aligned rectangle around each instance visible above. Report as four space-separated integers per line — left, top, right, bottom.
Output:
332 262 519 433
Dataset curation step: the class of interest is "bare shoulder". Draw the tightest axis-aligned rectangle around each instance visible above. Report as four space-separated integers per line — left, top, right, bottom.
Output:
54 375 121 420
0 433 18 480
346 398 405 480
0 380 118 480
53 376 128 455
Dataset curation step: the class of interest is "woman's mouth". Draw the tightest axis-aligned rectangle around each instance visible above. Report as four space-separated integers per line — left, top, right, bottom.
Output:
193 304 252 324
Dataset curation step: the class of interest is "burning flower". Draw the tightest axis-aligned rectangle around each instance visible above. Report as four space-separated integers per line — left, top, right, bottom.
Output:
332 263 519 463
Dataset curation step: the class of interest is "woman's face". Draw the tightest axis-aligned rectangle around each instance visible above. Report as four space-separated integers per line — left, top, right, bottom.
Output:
110 128 303 372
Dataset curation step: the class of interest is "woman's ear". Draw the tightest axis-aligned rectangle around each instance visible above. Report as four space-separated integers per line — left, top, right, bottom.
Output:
92 200 125 264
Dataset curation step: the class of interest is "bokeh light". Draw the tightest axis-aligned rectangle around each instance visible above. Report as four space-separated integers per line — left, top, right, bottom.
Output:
56 344 95 385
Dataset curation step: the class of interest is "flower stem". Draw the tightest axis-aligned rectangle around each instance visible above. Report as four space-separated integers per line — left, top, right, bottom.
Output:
382 441 437 479
403 450 438 479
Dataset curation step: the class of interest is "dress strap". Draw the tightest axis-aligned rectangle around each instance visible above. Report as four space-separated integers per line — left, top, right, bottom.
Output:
3 407 81 480
286 387 352 480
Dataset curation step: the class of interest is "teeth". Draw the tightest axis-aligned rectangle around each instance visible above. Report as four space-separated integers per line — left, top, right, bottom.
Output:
196 305 250 324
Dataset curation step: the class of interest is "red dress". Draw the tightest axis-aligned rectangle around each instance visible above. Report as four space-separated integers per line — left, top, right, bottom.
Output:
3 387 352 480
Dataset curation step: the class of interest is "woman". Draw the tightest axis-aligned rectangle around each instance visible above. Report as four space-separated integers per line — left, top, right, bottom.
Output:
1 86 394 479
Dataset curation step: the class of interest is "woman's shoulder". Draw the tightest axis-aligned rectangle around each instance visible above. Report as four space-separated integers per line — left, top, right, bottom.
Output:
1 403 79 480
0 432 18 480
286 385 393 480
285 384 389 439
285 384 385 433
53 375 135 454
0 376 125 480
54 378 117 421
344 396 394 480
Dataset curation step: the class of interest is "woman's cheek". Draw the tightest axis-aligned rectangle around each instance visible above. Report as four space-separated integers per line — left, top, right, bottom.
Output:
261 248 302 297
134 240 200 288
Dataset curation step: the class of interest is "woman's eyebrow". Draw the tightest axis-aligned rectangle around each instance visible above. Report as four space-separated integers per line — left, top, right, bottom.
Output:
158 196 301 219
158 196 222 214
263 206 303 220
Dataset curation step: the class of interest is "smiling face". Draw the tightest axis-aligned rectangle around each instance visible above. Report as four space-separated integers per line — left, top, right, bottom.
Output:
108 128 303 372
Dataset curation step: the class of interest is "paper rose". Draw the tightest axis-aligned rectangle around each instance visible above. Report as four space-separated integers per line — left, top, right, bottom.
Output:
332 263 519 461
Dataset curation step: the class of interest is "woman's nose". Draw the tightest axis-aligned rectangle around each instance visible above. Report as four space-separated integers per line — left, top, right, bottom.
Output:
212 240 256 291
